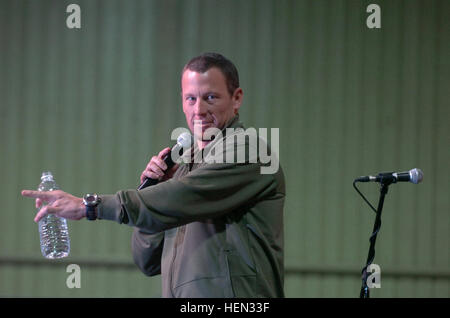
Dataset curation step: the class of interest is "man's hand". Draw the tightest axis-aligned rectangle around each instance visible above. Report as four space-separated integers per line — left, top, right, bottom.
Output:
140 147 179 184
21 190 85 223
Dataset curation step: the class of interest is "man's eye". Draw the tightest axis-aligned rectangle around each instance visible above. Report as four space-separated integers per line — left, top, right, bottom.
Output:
206 95 216 101
186 96 196 103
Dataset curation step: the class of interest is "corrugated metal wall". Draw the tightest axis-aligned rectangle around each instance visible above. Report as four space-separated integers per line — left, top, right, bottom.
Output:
0 0 448 297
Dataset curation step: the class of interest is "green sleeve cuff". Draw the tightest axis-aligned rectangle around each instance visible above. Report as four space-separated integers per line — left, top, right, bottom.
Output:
97 194 122 222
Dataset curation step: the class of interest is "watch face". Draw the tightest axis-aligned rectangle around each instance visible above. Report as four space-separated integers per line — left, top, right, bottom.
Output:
84 194 98 206
86 196 96 203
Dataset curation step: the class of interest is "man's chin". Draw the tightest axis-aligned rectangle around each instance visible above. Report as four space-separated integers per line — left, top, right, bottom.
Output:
192 128 221 143
192 124 218 135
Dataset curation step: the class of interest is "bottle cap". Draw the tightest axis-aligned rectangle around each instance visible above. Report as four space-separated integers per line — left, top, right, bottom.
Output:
41 171 54 180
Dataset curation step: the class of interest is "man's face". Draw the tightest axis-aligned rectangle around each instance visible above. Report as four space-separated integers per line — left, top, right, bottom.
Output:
181 67 243 144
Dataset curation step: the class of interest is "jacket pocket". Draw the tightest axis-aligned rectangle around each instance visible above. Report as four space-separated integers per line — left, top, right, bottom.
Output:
172 247 235 297
173 275 235 298
225 249 257 297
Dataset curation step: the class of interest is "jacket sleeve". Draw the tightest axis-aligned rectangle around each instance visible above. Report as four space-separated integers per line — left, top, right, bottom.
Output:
131 227 164 276
97 161 282 233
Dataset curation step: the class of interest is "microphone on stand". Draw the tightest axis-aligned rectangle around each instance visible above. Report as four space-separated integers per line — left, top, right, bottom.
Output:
353 167 423 298
355 168 423 184
138 132 193 190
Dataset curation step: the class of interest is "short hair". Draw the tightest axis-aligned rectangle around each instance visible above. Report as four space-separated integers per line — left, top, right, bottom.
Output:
182 52 240 96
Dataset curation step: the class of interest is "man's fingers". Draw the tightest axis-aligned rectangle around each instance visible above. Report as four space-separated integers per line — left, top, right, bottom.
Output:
158 147 172 158
22 190 52 201
21 190 41 198
142 169 161 181
145 159 166 176
22 190 61 222
34 205 58 223
153 158 168 172
35 198 43 209
141 168 160 183
147 156 168 172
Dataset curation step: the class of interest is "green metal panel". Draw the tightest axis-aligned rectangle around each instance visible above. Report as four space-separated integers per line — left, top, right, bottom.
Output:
0 0 448 297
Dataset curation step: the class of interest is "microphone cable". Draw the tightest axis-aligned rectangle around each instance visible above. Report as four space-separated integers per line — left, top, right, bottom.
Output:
353 180 377 214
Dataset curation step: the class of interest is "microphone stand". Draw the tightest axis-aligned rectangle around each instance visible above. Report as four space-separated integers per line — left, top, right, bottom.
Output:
359 180 391 298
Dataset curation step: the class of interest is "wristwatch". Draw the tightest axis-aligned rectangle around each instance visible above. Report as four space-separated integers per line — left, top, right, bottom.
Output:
83 193 101 221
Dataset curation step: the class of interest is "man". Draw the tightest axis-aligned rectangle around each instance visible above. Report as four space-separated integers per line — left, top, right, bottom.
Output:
22 53 285 297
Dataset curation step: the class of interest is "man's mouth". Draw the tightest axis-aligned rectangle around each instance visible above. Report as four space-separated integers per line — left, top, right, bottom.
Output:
192 120 219 142
193 120 214 128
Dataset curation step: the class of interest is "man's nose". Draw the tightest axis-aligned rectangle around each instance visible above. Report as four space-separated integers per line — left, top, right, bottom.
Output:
194 99 207 116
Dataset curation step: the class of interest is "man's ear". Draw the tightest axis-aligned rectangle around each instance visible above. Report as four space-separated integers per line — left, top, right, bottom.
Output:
232 88 243 114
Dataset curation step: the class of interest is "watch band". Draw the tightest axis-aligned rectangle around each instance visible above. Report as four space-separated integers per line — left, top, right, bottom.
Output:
86 205 98 221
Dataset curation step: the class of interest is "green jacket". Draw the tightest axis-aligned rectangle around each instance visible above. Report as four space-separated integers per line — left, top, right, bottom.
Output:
98 115 285 297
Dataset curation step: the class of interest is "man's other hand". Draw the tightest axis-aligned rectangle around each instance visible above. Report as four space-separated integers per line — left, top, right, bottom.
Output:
21 190 85 222
140 147 179 184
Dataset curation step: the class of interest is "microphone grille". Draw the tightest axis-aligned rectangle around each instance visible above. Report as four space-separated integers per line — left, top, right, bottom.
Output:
410 168 423 184
177 132 193 148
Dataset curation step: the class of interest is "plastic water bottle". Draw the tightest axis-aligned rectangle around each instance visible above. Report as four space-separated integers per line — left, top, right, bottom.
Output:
37 171 70 259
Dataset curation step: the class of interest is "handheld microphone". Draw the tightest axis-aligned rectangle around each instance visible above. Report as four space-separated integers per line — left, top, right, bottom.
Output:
138 132 193 190
355 168 423 184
